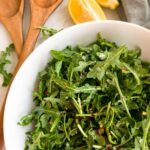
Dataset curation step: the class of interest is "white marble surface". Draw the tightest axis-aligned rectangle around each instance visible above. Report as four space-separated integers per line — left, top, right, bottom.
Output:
0 0 120 101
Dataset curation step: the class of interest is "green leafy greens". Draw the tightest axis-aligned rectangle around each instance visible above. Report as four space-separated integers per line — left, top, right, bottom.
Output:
19 34 150 150
38 26 59 39
0 44 14 86
0 27 58 87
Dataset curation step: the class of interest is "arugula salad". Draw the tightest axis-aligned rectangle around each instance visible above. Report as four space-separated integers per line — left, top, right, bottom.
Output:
19 34 150 150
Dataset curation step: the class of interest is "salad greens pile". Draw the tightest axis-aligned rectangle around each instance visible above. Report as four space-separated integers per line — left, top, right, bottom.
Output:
0 44 14 86
19 34 150 150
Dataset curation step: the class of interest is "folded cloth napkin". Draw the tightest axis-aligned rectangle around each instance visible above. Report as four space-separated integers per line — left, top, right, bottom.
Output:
121 0 150 28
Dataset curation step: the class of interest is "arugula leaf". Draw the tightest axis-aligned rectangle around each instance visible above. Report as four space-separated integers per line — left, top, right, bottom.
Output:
0 44 14 86
39 26 59 39
87 46 127 80
142 106 150 150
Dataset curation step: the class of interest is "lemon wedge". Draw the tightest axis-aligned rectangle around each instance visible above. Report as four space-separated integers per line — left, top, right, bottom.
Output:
97 0 119 10
68 0 106 24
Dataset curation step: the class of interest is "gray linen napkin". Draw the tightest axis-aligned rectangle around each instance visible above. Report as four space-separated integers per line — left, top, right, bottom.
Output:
121 0 150 28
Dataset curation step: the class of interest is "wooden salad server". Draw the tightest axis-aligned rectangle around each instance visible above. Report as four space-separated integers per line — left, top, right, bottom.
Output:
0 0 24 57
0 0 62 149
0 0 24 149
16 0 62 71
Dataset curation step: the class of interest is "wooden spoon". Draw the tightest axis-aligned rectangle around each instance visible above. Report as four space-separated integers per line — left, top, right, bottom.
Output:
0 0 24 149
0 0 62 149
0 0 24 57
16 0 62 71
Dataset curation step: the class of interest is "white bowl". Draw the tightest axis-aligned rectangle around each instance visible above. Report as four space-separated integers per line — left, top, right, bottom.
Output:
4 21 150 150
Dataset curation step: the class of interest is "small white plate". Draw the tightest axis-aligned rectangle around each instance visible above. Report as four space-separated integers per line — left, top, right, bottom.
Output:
4 21 150 150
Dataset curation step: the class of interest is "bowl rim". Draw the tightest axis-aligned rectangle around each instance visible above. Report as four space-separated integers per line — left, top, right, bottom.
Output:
10 20 150 80
8 20 150 80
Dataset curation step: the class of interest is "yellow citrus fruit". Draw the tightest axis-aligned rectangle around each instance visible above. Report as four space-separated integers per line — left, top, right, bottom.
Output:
68 0 106 24
96 0 119 10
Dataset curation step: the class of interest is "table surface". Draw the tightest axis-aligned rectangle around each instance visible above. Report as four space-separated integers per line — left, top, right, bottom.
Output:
0 0 122 102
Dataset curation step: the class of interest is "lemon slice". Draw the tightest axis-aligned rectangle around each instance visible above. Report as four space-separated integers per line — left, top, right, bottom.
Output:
68 0 106 24
97 0 119 10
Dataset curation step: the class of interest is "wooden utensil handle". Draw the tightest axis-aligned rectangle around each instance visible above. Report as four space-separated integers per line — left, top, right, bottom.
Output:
16 0 62 71
0 0 24 57
1 15 23 57
0 87 9 150
15 15 47 71
0 107 5 150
